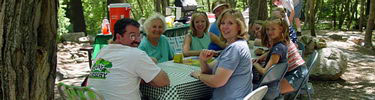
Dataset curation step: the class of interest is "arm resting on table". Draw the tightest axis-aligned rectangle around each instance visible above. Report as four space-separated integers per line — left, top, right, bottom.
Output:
200 60 216 74
148 70 170 87
199 67 233 88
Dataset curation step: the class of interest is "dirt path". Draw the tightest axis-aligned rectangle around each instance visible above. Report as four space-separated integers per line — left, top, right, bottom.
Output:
309 30 375 99
54 30 375 99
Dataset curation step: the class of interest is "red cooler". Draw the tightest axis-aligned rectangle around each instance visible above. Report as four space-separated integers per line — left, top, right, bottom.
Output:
108 3 131 34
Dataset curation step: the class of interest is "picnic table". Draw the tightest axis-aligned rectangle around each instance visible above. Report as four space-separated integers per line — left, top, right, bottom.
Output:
140 61 213 100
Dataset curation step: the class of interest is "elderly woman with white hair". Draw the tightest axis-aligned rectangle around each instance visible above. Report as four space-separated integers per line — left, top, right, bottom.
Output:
138 13 174 63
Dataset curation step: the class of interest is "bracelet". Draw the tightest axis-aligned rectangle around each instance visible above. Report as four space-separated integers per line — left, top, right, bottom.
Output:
197 73 201 80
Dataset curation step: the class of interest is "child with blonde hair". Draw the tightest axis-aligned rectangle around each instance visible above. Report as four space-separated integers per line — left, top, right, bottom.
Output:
183 12 226 57
253 18 289 100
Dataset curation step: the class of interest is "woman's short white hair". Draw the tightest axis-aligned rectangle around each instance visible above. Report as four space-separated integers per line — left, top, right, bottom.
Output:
143 13 167 35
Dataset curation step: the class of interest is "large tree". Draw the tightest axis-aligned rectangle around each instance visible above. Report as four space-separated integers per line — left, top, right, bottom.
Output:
306 0 319 36
359 0 366 31
0 0 57 100
69 0 86 34
248 0 261 26
364 0 375 47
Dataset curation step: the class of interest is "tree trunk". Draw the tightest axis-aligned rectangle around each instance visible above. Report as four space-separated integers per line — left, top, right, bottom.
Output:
69 0 87 35
338 0 350 30
136 0 144 15
258 0 268 20
337 1 344 29
226 0 236 8
207 0 211 12
333 0 337 29
269 0 273 16
0 0 57 100
307 0 312 34
201 0 205 8
360 0 366 31
162 0 168 16
367 0 371 15
155 0 161 13
364 0 375 47
347 0 358 30
308 0 317 36
167 0 170 7
248 0 261 28
243 0 247 10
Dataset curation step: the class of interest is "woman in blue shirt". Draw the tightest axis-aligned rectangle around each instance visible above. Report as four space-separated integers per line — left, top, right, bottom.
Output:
191 9 253 100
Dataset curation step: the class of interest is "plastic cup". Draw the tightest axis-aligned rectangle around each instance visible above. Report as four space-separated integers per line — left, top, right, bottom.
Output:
173 53 184 63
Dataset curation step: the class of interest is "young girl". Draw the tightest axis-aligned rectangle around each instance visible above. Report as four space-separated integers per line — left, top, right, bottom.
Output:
271 8 298 43
253 18 306 99
183 12 226 57
253 19 289 100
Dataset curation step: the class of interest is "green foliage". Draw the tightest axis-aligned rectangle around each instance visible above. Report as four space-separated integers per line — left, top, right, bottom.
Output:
57 0 366 39
128 0 155 20
58 0 71 42
82 0 107 35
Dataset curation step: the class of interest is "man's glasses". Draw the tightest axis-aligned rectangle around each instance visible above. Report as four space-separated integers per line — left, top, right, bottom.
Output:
128 33 142 41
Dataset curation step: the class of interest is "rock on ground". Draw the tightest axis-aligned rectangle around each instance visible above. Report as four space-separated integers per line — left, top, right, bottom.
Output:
310 48 348 80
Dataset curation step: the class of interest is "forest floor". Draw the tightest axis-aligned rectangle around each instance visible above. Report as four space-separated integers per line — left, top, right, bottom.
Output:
54 30 375 100
308 30 375 100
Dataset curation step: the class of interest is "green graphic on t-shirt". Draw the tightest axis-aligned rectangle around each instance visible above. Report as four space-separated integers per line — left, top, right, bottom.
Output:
89 59 112 79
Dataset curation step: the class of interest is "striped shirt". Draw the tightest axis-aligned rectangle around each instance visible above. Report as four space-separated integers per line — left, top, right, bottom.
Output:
287 40 305 71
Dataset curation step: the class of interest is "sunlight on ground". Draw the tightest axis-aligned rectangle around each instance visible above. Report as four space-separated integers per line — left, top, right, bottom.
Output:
311 30 375 99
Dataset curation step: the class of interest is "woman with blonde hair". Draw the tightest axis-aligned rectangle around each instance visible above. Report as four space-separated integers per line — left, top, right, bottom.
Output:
183 12 226 57
208 0 230 51
190 9 253 100
138 13 174 63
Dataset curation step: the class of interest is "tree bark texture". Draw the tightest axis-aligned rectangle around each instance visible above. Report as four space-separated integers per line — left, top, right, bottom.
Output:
136 0 145 15
360 0 366 31
248 0 260 27
162 0 168 15
0 0 57 100
367 0 371 15
269 0 273 15
155 0 161 13
347 0 358 30
206 0 211 12
364 0 375 47
69 0 87 34
332 0 337 29
258 0 268 20
338 0 350 30
307 0 317 36
227 0 236 8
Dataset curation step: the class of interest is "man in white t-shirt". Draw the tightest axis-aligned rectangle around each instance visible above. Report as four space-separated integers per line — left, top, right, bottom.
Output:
88 18 170 100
